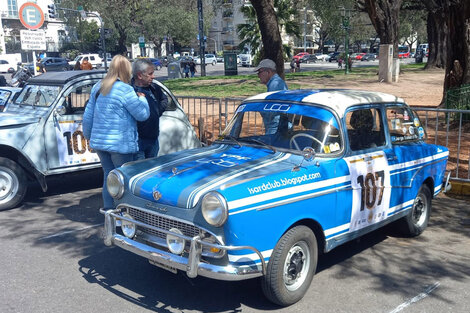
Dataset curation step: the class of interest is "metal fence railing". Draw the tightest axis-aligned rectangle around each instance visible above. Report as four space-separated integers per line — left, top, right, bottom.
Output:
176 96 469 182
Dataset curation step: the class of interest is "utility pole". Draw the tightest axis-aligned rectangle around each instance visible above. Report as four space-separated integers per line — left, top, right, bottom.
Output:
303 7 307 52
339 6 352 74
197 0 206 76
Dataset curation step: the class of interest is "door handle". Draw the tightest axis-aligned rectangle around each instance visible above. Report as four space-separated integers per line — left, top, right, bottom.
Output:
387 155 397 161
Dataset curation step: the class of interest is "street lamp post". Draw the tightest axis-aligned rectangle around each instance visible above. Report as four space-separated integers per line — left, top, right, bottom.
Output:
207 37 217 54
339 6 352 74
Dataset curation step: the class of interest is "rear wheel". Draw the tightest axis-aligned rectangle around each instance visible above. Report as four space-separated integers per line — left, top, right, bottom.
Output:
261 225 318 306
397 185 432 236
0 157 28 211
212 60 216 66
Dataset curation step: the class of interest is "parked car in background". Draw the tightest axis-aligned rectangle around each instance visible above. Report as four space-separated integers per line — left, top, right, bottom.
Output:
101 57 112 69
0 70 201 211
194 54 217 66
0 60 15 73
361 53 376 61
41 57 72 71
69 54 102 69
100 88 449 307
301 54 317 63
314 52 329 61
352 52 367 60
238 54 253 67
293 52 309 62
327 52 340 62
216 55 224 63
137 57 162 70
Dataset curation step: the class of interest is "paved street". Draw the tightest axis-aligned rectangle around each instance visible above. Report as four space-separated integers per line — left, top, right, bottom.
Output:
1 170 469 313
2 58 416 85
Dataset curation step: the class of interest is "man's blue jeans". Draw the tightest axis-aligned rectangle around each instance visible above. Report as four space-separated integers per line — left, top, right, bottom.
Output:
96 150 135 210
137 138 159 160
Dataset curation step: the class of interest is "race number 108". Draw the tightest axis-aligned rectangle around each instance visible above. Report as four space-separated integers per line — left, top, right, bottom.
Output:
63 130 93 155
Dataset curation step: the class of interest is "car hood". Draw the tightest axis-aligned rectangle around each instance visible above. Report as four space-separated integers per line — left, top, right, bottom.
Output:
0 112 40 127
122 144 298 209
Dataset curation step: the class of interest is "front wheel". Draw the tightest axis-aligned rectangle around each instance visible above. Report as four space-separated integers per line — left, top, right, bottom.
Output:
397 185 432 236
0 157 28 211
212 61 216 66
261 225 318 306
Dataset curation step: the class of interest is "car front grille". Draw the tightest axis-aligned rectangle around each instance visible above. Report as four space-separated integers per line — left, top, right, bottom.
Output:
127 207 200 239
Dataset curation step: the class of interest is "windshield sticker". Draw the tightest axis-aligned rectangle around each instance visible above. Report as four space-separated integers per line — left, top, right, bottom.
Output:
54 120 99 166
247 172 322 195
263 103 291 112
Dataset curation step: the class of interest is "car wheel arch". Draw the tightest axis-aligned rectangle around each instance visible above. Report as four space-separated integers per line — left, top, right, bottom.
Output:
0 144 46 191
283 218 326 255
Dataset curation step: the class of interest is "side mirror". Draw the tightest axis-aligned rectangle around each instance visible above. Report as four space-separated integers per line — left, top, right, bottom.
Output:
55 105 67 116
302 147 316 161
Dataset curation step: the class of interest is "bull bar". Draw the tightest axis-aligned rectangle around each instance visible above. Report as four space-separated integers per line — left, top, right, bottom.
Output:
100 208 266 281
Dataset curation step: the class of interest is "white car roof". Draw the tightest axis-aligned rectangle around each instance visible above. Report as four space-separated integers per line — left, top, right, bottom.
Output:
245 89 405 118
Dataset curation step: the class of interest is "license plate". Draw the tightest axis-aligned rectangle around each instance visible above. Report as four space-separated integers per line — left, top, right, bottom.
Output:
148 259 178 274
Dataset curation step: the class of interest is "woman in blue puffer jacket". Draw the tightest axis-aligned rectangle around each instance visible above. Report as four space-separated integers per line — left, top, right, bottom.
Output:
83 55 149 210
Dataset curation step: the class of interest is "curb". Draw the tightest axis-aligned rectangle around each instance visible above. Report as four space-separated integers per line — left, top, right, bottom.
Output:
447 179 470 196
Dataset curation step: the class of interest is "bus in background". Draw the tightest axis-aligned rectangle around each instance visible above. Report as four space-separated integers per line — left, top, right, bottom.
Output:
398 45 410 58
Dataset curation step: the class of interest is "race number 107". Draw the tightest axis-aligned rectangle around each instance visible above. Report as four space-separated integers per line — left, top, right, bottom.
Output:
356 170 385 211
63 130 93 155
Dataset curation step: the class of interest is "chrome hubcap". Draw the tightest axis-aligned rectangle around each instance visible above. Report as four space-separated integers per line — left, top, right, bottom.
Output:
0 167 18 203
283 241 310 291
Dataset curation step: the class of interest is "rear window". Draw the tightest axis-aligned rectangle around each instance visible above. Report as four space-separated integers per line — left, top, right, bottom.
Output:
386 106 425 143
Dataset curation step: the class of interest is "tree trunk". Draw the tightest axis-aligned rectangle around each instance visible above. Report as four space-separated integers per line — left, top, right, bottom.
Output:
423 7 447 69
362 0 402 58
443 1 470 91
250 0 285 79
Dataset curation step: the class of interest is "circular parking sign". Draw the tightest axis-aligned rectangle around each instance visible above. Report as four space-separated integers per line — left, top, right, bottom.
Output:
19 2 44 30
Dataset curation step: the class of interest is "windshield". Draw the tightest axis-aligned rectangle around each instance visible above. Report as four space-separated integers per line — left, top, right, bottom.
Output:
14 85 61 107
221 102 342 155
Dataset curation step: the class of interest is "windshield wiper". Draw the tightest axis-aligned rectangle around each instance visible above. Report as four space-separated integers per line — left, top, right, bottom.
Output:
238 138 277 153
214 135 241 148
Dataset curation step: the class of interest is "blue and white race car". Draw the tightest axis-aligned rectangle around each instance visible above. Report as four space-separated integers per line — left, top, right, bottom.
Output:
102 89 449 306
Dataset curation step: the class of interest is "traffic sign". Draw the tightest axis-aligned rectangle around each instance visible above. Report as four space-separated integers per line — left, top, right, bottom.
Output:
20 29 46 50
19 2 44 30
139 36 145 48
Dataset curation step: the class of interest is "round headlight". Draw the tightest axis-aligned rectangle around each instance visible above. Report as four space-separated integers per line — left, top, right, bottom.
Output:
121 212 136 238
201 191 228 227
107 170 124 199
166 228 185 255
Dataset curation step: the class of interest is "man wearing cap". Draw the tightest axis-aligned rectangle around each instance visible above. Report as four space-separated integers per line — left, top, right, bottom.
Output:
254 58 288 92
255 59 288 134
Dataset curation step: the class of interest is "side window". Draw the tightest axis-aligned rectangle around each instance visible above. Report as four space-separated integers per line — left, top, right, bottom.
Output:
161 88 176 111
346 108 385 151
63 82 94 114
90 56 95 61
386 107 423 143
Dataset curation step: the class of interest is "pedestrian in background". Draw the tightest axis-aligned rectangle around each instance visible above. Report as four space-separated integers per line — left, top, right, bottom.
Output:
295 58 301 72
183 62 190 78
131 58 168 159
83 55 149 210
290 59 296 73
36 57 46 74
338 57 343 69
73 60 81 70
189 60 197 77
80 57 93 70
255 59 288 134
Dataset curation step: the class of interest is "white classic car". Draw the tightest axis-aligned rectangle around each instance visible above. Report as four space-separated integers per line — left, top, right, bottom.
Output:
0 70 201 210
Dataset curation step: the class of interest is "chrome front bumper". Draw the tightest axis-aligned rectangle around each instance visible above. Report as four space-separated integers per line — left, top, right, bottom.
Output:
101 208 266 281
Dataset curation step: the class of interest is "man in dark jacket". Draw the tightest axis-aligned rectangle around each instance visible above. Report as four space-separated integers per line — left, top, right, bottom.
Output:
131 58 168 159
